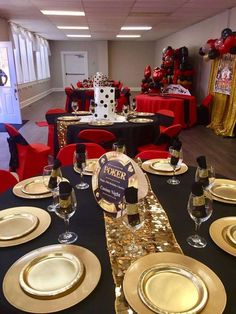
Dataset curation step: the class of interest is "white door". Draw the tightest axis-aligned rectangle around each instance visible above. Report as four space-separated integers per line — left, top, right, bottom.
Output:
61 51 88 88
0 41 21 124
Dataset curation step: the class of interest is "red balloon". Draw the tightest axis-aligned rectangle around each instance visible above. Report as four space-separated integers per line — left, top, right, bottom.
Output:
224 35 236 50
207 39 217 49
153 68 164 82
144 65 151 79
218 43 229 55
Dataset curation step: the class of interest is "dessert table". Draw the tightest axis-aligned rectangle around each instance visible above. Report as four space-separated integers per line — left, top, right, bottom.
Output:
135 93 197 128
0 166 235 313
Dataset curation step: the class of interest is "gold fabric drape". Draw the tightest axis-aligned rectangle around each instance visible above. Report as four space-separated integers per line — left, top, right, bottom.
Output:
208 55 236 137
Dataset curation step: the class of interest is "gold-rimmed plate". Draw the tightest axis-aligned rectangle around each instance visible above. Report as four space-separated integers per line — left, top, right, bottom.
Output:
13 176 52 199
226 224 236 245
150 159 181 172
138 264 208 314
21 178 50 195
0 207 51 247
3 244 101 313
134 112 155 117
129 118 154 124
57 116 81 121
209 179 236 203
72 111 91 116
0 213 38 241
88 120 114 126
19 252 84 298
74 159 98 176
142 159 188 176
123 252 226 314
209 217 236 257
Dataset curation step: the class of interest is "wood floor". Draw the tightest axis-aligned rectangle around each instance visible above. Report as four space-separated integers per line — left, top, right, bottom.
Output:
0 92 235 180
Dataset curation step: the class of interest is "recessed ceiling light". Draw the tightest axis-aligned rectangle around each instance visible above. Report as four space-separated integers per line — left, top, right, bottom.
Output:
57 26 89 30
67 34 91 38
121 26 152 30
116 35 141 38
41 10 85 16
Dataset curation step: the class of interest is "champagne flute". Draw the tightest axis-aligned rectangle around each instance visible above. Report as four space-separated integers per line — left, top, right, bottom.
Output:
195 165 215 190
187 187 213 248
43 164 62 212
167 147 183 185
112 141 126 155
55 187 78 244
121 200 145 258
71 101 78 114
73 151 89 189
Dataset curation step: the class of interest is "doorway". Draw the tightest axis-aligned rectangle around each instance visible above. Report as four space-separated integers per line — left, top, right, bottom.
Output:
0 41 21 123
61 51 88 88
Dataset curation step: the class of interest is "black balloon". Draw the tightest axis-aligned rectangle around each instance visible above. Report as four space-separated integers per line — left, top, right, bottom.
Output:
180 46 188 57
229 46 236 54
142 78 147 83
199 47 205 56
221 28 233 40
208 49 220 59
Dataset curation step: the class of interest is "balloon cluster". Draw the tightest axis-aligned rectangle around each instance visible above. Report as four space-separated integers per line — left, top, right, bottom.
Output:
141 46 194 93
199 28 236 61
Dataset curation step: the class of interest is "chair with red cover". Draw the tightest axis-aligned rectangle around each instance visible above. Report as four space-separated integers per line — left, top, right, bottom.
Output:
137 124 182 153
135 150 170 161
45 108 67 155
156 109 175 132
0 169 18 194
56 143 106 166
4 123 51 181
77 129 116 151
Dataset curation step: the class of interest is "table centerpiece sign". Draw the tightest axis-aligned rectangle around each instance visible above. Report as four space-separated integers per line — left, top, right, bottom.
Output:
92 151 148 213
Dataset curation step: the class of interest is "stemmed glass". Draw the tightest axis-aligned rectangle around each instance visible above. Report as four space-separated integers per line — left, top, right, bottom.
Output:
43 164 62 212
55 187 78 244
71 101 79 114
195 165 215 190
121 203 145 258
167 147 183 185
187 188 213 248
73 151 89 189
112 141 126 155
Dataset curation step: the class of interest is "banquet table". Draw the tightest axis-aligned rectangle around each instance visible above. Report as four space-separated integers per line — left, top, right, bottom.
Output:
0 166 235 313
52 115 160 158
135 93 197 128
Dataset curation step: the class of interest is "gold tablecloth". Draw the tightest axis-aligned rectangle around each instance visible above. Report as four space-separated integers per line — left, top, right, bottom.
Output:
104 175 182 313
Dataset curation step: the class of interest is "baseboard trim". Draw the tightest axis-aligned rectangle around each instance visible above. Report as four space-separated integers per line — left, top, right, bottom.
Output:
20 89 53 108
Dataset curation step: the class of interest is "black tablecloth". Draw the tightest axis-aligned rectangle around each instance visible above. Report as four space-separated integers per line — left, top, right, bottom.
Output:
0 167 235 313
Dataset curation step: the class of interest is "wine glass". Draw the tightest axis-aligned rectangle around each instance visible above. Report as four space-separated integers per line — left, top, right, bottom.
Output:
71 101 78 114
89 99 96 114
73 151 89 189
112 141 126 155
54 188 78 244
195 165 215 190
187 189 213 248
167 147 183 185
43 165 62 212
120 202 145 258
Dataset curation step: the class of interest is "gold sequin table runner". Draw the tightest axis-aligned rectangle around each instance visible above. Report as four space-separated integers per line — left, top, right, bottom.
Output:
57 120 82 148
104 176 183 313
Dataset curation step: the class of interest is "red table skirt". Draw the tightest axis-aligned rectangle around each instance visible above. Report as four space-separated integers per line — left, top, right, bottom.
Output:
136 94 197 128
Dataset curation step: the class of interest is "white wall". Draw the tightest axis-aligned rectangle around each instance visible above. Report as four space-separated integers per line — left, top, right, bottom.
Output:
0 17 9 40
154 8 236 101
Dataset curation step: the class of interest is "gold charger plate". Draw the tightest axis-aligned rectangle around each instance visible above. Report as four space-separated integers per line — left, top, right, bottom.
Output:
3 244 101 313
150 159 181 172
129 118 154 124
0 207 51 247
209 217 236 257
13 176 52 199
88 120 114 126
209 179 236 203
19 252 84 298
74 158 98 176
142 159 188 176
123 252 226 314
138 264 208 314
72 111 91 116
21 178 50 195
57 116 81 121
134 112 155 117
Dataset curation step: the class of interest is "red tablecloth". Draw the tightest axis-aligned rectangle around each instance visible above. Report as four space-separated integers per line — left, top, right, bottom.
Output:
136 93 197 128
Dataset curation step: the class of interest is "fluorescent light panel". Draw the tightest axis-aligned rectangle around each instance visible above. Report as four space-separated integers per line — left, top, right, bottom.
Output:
121 26 152 30
41 10 85 16
67 34 91 38
57 26 89 30
116 35 141 38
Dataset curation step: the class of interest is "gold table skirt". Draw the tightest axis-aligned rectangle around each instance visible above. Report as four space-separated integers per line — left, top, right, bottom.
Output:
104 175 182 313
